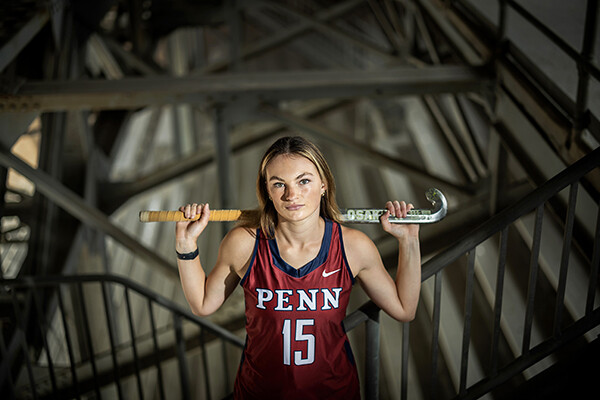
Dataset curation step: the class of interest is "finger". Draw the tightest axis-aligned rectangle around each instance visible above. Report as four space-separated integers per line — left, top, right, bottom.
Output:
399 201 408 218
393 200 402 217
385 201 395 217
191 204 199 219
181 203 202 219
199 203 211 223
196 203 208 219
379 209 392 231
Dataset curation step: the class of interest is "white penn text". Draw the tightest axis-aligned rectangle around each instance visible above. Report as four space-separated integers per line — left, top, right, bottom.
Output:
255 287 342 311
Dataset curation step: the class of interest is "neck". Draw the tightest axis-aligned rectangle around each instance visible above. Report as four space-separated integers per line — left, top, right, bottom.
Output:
275 214 325 247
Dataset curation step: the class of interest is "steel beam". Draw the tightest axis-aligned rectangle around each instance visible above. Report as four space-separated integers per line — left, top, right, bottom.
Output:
262 105 471 194
412 6 487 179
0 146 178 278
227 0 243 71
214 106 234 209
367 0 404 54
204 0 365 72
0 9 49 74
0 66 490 112
100 99 349 212
416 0 484 66
259 0 393 61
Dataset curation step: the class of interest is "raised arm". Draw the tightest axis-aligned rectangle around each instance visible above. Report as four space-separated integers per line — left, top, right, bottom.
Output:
345 200 421 322
176 203 254 316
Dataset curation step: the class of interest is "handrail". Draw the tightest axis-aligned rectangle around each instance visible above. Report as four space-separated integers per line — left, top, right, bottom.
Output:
343 145 600 399
343 301 382 400
422 145 600 280
1 274 244 347
0 273 244 399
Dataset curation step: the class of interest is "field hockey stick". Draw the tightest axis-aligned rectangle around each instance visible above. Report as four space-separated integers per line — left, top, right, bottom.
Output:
139 188 447 224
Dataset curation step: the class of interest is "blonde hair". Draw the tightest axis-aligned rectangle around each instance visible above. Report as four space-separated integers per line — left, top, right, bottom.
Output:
239 136 341 238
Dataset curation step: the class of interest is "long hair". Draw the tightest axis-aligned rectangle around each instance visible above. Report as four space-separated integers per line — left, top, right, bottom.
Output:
239 136 341 238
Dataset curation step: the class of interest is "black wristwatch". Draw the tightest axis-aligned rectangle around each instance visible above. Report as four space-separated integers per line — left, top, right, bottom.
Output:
176 248 199 260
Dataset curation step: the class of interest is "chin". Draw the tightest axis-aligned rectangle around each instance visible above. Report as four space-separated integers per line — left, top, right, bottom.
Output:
291 208 321 221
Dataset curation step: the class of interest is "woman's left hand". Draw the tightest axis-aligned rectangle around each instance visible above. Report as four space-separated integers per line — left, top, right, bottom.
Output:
380 200 420 239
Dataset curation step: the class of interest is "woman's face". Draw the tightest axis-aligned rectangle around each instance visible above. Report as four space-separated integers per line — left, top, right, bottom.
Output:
264 154 326 223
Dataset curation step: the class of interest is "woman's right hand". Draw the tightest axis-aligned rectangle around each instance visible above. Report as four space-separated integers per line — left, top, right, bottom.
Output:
175 203 210 252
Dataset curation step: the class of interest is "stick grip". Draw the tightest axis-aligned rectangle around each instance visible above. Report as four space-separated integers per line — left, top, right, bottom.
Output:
139 210 243 222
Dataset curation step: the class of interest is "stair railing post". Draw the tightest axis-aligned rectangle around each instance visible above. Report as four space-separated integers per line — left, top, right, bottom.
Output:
365 307 381 400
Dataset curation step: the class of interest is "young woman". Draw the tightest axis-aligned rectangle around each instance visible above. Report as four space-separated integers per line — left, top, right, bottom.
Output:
175 136 421 399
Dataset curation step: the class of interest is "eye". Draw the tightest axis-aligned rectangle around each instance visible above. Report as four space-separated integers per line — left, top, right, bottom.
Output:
273 182 285 188
299 178 310 185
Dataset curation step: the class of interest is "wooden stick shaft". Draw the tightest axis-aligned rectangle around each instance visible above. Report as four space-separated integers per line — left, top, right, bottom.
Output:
139 210 242 222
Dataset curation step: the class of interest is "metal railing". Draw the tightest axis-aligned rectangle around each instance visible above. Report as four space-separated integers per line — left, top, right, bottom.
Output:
0 271 387 400
420 148 600 399
0 274 244 399
343 300 384 400
343 145 600 399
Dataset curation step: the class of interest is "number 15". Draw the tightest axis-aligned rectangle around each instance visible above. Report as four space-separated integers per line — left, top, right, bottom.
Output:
282 319 315 366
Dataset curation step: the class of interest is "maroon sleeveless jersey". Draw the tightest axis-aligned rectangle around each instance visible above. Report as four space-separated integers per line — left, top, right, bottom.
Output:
233 219 360 399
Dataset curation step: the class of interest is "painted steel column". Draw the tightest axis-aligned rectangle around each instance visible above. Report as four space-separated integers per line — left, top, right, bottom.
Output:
227 0 243 71
214 106 235 235
365 316 381 400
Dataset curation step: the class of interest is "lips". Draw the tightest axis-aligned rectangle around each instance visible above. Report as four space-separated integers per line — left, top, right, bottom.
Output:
285 204 303 211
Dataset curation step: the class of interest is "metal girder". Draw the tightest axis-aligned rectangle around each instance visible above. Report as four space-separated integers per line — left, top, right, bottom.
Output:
367 0 404 54
86 34 125 80
0 9 49 74
411 3 488 180
204 0 364 72
227 0 243 71
0 66 490 112
416 0 484 66
99 99 348 212
261 105 471 194
258 0 393 61
214 105 235 211
424 0 600 175
0 146 178 278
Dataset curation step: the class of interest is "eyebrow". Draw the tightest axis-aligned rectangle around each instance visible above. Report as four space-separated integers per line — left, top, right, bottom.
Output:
268 172 314 182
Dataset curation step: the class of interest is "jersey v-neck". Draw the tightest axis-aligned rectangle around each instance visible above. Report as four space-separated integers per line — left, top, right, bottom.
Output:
268 219 333 278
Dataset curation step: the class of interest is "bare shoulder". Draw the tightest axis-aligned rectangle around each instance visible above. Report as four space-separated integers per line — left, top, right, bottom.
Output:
218 226 257 273
341 225 376 249
221 226 256 255
341 225 381 275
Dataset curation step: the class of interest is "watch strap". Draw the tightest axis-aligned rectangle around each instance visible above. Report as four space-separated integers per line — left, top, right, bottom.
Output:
176 248 199 260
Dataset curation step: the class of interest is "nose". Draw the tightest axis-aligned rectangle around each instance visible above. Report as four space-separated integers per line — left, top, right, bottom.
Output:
284 185 297 201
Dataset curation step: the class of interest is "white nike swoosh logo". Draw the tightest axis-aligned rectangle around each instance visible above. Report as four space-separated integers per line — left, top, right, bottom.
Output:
322 268 341 278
